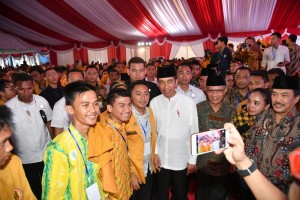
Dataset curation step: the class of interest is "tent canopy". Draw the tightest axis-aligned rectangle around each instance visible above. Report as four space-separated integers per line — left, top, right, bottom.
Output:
0 0 299 52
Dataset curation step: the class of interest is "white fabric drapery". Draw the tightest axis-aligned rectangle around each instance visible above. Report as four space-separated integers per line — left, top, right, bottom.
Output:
87 49 108 64
57 51 74 66
222 0 277 32
190 43 205 57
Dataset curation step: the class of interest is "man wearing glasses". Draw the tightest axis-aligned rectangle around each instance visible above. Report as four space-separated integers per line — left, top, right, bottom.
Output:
196 74 236 200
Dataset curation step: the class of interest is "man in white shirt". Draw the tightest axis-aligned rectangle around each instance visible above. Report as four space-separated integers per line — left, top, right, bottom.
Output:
176 62 206 104
51 69 84 137
6 73 52 199
145 63 158 85
150 65 199 200
261 32 290 73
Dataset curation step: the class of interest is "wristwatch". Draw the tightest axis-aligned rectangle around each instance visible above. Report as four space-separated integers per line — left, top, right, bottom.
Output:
237 159 257 177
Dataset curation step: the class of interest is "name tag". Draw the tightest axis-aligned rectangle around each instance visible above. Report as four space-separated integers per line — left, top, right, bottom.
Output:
86 182 101 200
144 142 151 156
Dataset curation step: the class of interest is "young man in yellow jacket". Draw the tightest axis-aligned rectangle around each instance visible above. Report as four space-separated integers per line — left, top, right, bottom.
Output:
126 80 157 200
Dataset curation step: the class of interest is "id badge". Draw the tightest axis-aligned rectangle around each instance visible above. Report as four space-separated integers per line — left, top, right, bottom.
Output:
86 182 101 200
144 142 151 156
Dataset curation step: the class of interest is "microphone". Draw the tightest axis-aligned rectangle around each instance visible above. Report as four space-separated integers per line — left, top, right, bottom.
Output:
39 110 47 124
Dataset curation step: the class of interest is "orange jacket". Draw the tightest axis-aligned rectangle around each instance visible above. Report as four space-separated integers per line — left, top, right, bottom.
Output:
126 107 156 184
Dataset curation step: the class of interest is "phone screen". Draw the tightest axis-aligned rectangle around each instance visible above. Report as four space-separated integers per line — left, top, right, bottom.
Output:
191 129 228 156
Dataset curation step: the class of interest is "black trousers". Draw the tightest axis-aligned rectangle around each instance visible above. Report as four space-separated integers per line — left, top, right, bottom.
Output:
130 170 153 200
23 161 44 200
196 171 228 200
156 168 188 200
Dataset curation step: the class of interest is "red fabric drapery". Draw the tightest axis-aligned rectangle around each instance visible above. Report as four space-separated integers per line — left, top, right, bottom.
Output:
118 45 126 63
108 0 168 38
150 42 172 60
107 46 126 64
188 0 225 35
49 50 58 65
107 46 117 65
11 53 22 58
73 48 88 64
0 54 9 58
268 0 300 30
203 40 216 53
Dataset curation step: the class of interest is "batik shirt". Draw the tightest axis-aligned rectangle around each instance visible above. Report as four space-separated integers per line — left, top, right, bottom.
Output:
196 100 236 176
226 88 250 108
42 124 104 200
286 43 300 76
245 108 300 193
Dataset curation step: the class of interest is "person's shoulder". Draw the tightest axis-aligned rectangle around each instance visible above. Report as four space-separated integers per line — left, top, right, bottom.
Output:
178 93 195 103
54 97 65 106
8 154 22 165
5 96 17 107
197 99 209 108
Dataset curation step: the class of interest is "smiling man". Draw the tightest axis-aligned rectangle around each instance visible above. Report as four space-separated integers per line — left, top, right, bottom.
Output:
196 74 236 200
246 76 300 194
88 88 132 200
42 81 104 199
150 65 198 200
126 80 157 200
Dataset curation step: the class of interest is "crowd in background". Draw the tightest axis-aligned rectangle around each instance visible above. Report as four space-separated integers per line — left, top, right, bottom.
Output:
0 32 300 200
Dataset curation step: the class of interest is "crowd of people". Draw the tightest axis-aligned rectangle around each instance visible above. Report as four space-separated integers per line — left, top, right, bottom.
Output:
0 32 299 200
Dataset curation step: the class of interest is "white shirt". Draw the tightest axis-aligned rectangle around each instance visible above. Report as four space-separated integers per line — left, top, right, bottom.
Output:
176 84 206 104
145 77 158 85
150 93 199 170
261 45 290 73
5 95 52 164
51 97 72 130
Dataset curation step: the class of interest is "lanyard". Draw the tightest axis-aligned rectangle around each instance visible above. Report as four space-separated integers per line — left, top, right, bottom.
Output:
137 117 148 138
106 121 128 150
68 128 90 182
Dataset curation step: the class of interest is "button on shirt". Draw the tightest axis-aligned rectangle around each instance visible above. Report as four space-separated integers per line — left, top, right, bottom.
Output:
176 84 206 104
150 93 199 170
261 45 290 73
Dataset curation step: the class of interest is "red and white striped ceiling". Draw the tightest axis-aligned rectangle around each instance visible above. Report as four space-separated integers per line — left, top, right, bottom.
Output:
0 0 299 50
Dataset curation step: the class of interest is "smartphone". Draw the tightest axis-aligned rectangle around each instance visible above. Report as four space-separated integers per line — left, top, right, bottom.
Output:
191 129 229 156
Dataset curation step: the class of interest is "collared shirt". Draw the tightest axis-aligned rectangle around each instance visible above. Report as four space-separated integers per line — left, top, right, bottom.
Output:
261 45 290 73
150 93 199 170
131 106 153 176
51 97 72 130
145 77 158 85
5 95 52 164
233 109 255 139
245 108 300 193
226 87 250 108
176 84 206 104
42 124 104 200
286 43 300 75
196 99 236 176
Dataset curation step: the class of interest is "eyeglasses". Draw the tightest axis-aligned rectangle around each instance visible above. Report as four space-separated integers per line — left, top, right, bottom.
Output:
206 88 226 95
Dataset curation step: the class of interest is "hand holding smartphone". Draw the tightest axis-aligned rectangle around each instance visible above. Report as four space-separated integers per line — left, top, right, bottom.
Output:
191 129 229 156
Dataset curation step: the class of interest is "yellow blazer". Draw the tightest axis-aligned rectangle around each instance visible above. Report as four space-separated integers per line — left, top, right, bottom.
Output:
126 107 156 184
